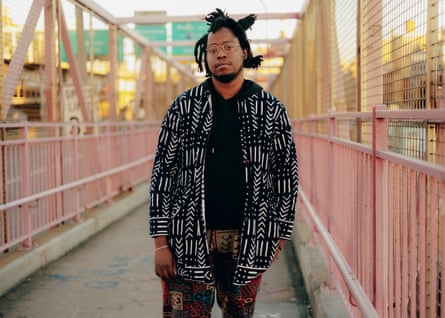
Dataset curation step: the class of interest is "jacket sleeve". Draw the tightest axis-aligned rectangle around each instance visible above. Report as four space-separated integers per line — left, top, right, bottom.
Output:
149 100 182 237
273 104 299 240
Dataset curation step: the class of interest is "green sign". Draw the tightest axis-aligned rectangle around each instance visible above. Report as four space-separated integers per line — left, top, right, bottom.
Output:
135 25 167 55
61 30 124 62
172 21 208 56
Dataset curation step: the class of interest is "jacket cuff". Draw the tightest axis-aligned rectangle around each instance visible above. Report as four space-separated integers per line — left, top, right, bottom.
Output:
279 220 294 240
149 217 169 236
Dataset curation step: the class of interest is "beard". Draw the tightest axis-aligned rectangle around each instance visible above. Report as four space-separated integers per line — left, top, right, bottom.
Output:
211 64 243 83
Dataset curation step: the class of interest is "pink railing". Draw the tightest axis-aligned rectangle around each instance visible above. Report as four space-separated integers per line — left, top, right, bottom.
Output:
0 120 159 253
294 106 445 317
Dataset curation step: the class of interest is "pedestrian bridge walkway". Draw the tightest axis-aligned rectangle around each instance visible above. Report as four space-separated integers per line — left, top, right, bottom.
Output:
0 185 314 318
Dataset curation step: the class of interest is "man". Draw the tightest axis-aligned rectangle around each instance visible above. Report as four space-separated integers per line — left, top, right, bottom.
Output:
149 9 299 318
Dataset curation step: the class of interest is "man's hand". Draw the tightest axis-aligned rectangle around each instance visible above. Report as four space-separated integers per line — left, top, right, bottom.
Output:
154 245 177 281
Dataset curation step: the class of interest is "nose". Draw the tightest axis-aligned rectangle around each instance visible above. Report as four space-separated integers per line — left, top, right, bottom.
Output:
216 48 227 58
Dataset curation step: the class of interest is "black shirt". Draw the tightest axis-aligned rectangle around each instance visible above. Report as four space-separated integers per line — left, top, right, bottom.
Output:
204 82 248 230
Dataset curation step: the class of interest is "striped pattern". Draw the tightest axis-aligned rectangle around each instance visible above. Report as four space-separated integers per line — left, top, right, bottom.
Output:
149 80 298 285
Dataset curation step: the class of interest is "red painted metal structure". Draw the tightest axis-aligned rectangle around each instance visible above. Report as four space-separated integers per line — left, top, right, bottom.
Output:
294 106 445 317
0 121 159 251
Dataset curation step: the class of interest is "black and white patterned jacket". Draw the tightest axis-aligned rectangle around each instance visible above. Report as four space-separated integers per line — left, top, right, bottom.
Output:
149 79 299 285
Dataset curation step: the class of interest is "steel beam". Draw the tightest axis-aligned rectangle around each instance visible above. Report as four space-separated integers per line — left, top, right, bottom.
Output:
115 12 302 25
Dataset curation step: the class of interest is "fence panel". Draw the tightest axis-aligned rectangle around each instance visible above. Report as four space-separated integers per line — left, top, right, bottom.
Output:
294 107 445 317
273 0 445 315
0 121 157 253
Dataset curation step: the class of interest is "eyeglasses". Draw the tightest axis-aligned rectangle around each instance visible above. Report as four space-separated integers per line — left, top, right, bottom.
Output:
206 43 240 55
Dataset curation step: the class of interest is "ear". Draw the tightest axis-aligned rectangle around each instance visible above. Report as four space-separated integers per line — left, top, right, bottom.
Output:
243 49 248 59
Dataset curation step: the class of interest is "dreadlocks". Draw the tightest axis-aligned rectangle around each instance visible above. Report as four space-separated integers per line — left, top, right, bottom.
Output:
194 8 264 77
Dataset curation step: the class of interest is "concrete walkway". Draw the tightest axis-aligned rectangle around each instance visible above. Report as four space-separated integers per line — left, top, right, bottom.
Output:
0 184 312 318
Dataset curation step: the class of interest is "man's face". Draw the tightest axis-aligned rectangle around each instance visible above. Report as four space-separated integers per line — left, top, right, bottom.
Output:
206 27 246 83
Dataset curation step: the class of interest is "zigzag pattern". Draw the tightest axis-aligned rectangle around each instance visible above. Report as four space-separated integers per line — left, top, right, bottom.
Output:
149 80 299 285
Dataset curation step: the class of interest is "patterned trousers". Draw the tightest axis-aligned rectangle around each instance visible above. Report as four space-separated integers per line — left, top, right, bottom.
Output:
161 230 263 318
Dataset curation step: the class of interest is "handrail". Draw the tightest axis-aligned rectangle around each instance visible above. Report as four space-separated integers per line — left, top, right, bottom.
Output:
0 155 154 212
299 190 379 318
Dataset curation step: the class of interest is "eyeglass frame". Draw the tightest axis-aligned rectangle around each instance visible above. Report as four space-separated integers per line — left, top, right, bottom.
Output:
206 43 241 55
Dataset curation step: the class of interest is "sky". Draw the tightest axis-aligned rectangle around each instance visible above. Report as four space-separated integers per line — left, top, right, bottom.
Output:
92 0 307 39
5 0 306 41
93 0 306 17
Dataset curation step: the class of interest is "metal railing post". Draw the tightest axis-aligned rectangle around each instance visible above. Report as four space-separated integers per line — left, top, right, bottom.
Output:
20 124 32 248
309 114 317 204
71 122 80 221
328 110 337 234
372 104 388 314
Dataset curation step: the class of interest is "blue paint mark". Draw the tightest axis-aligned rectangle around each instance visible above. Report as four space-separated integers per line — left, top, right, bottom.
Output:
48 274 77 282
85 280 119 289
108 256 133 268
91 268 127 276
